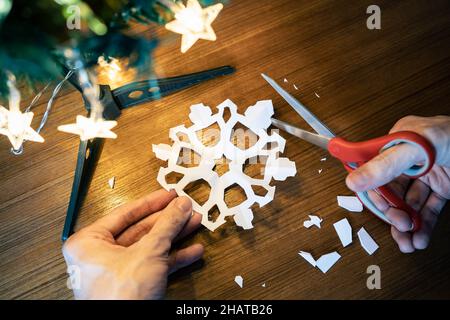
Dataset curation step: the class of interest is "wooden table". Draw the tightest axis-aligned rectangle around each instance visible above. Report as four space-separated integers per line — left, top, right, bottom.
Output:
1 0 449 299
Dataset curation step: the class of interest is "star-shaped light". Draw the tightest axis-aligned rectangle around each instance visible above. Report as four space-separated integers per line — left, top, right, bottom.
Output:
165 0 223 53
58 115 117 141
0 106 44 150
97 56 121 79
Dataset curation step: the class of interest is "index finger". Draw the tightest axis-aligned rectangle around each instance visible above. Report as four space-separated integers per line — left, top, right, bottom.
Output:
346 143 423 192
138 196 193 255
88 189 177 236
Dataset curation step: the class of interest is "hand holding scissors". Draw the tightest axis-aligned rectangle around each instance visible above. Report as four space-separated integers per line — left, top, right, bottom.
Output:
262 74 437 233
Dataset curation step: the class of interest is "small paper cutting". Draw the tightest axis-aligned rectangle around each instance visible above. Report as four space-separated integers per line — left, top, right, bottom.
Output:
314 92 320 98
293 84 299 90
298 251 316 267
337 196 363 212
262 283 266 288
283 78 288 83
235 275 243 288
303 215 322 229
316 252 341 273
320 157 327 161
108 177 115 189
318 169 323 174
333 218 352 247
299 251 341 273
357 227 379 255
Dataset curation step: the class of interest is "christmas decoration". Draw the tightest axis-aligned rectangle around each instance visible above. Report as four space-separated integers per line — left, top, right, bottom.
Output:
164 0 223 53
58 51 118 141
96 56 134 89
0 1 224 152
0 1 229 241
58 115 118 140
0 74 44 151
97 56 122 82
0 0 223 97
61 65 234 240
153 99 297 231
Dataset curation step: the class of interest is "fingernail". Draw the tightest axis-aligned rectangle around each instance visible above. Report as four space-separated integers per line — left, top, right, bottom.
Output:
176 197 192 213
347 172 367 191
409 222 415 231
385 212 394 225
378 200 390 212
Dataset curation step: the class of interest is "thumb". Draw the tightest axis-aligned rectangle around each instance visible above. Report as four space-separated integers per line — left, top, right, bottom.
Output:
346 143 424 192
138 196 193 256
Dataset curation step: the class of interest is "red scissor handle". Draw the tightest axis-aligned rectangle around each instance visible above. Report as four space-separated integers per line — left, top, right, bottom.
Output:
328 131 436 176
330 131 436 232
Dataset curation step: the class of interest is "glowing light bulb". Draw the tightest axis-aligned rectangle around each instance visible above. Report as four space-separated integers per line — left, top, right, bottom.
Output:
177 7 204 33
98 56 122 81
59 53 118 141
96 56 137 89
0 107 45 150
58 115 117 141
0 74 44 150
8 111 26 135
165 0 223 53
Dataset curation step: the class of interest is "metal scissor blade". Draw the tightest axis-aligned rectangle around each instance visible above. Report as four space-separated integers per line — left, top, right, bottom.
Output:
261 73 336 138
271 118 331 150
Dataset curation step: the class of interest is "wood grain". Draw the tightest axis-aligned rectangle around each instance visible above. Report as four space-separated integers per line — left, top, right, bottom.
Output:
1 0 450 299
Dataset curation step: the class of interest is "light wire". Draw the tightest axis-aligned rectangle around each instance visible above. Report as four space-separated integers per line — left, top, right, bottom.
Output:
11 69 74 155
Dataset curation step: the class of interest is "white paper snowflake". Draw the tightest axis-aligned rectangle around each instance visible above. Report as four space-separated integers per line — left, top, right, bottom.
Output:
152 99 296 231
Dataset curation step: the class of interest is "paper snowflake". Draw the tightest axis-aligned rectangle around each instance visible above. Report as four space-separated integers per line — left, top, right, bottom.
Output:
153 99 296 231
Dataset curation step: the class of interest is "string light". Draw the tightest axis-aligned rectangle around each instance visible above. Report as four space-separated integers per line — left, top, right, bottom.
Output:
96 56 138 89
58 114 117 140
97 56 121 80
58 50 117 141
164 0 223 53
97 56 124 88
0 2 230 155
0 73 44 151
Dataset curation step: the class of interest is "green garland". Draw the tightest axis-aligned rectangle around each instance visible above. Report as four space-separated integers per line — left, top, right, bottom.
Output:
0 0 219 98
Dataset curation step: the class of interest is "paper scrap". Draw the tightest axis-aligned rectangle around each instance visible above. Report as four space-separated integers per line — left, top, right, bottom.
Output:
357 227 379 255
337 196 363 212
303 215 322 229
299 251 341 273
320 157 327 161
293 84 299 90
314 92 320 98
333 218 352 247
108 177 115 189
316 252 341 273
298 251 316 267
318 169 323 174
153 99 297 231
235 275 243 288
284 78 288 83
262 283 266 288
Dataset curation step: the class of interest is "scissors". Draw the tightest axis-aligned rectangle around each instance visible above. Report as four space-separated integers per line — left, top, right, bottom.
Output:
262 73 436 232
